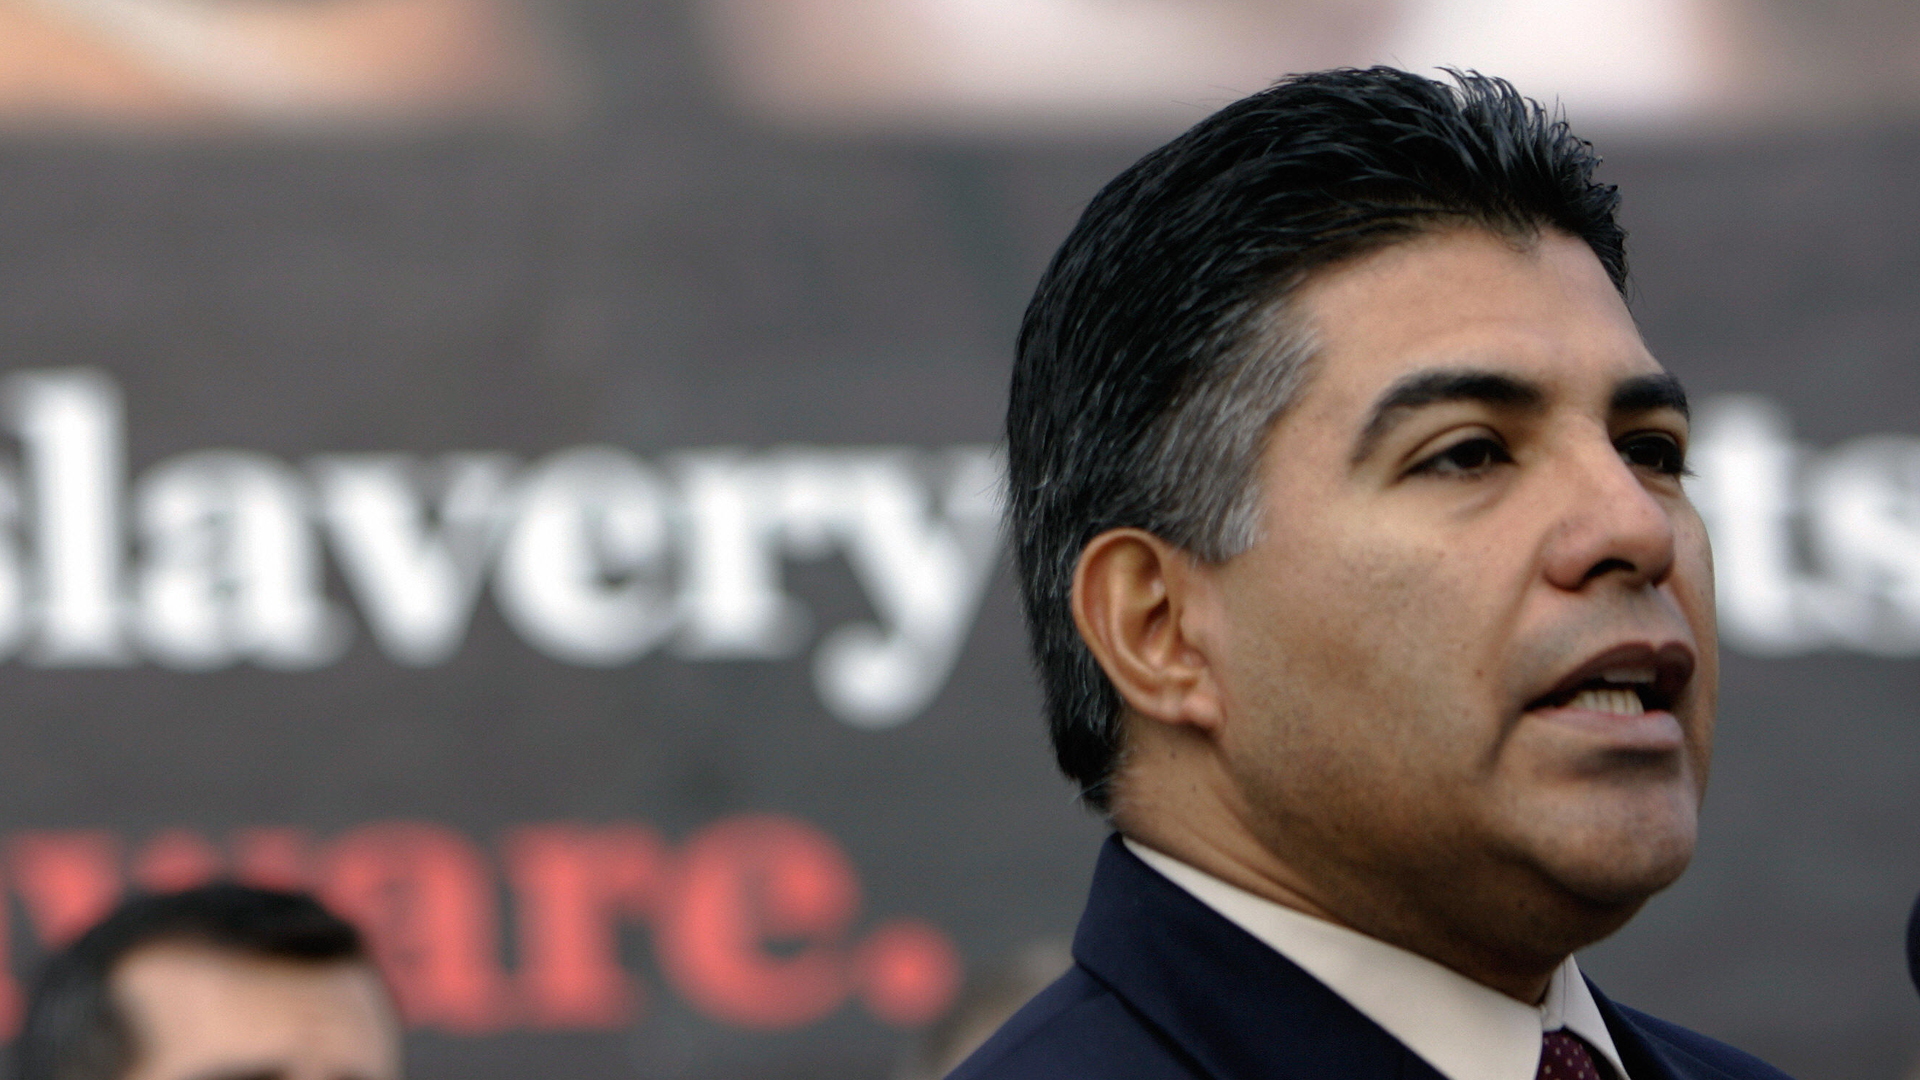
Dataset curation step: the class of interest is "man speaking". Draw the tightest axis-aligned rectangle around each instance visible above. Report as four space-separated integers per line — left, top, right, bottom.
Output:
956 68 1792 1079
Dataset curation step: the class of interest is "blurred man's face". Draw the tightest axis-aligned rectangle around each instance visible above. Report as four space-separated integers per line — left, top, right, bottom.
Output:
115 942 401 1080
1198 226 1716 976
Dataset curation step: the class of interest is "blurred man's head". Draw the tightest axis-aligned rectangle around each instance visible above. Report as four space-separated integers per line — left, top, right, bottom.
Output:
16 884 400 1080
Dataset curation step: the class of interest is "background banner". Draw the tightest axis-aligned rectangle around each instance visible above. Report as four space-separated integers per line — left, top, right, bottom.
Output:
0 2 1914 1078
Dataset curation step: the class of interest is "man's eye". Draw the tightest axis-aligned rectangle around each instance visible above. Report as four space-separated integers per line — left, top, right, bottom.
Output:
1411 437 1511 476
1619 433 1687 475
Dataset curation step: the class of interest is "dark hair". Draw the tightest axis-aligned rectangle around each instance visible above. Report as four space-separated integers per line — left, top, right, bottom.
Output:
1007 67 1628 810
15 883 371 1080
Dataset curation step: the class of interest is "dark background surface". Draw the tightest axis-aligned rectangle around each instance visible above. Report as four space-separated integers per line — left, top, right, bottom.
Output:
0 3 1912 1078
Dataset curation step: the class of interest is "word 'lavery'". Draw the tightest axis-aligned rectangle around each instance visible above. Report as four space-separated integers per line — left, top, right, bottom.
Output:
0 369 1002 728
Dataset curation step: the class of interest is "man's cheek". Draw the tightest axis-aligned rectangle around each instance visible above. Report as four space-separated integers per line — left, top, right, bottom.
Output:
1671 506 1717 608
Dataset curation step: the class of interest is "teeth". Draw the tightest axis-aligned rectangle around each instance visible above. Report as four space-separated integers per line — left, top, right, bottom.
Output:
1569 687 1646 716
1599 666 1656 685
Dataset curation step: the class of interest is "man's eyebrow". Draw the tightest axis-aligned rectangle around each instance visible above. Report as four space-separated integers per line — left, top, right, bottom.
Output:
1350 368 1547 464
1611 372 1689 419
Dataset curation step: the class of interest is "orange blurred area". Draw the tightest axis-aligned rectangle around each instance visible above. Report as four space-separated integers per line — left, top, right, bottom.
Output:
0 0 574 130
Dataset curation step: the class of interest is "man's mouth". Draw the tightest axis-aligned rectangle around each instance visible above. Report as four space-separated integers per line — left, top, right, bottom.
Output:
1564 680 1650 718
1524 643 1693 719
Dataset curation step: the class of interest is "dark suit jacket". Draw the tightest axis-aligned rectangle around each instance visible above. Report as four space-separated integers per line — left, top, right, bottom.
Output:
950 835 1794 1080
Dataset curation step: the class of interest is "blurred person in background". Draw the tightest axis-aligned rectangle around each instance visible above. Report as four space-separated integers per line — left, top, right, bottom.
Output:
960 67 1790 1079
15 884 401 1080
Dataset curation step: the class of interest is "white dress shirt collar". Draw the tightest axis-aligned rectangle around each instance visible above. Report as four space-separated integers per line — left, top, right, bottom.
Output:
1124 838 1629 1080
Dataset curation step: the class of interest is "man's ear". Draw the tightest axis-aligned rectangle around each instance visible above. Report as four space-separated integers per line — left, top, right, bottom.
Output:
1071 528 1225 732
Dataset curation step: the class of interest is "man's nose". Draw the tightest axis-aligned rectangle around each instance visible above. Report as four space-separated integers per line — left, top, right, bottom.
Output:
1539 436 1678 592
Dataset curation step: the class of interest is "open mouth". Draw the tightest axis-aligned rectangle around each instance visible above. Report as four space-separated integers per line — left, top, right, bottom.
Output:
1524 644 1692 718
1531 671 1663 717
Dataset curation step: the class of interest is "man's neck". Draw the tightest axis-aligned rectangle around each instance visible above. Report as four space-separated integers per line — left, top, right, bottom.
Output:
1111 776 1563 1004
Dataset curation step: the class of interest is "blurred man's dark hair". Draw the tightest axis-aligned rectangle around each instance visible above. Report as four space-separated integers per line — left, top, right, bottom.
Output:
15 883 370 1080
1007 66 1627 809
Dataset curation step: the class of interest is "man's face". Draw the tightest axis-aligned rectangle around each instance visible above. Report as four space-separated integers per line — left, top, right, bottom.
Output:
1201 226 1715 966
115 942 402 1080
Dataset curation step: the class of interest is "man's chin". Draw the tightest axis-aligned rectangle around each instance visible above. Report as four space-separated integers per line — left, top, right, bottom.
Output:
1448 829 1695 968
1529 814 1697 911
1496 783 1700 914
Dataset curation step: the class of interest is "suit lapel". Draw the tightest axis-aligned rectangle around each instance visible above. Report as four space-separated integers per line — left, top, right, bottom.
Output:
1588 979 1724 1080
1072 834 1446 1080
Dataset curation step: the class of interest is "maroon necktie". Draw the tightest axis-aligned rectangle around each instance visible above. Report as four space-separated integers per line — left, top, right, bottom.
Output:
1536 1029 1606 1080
